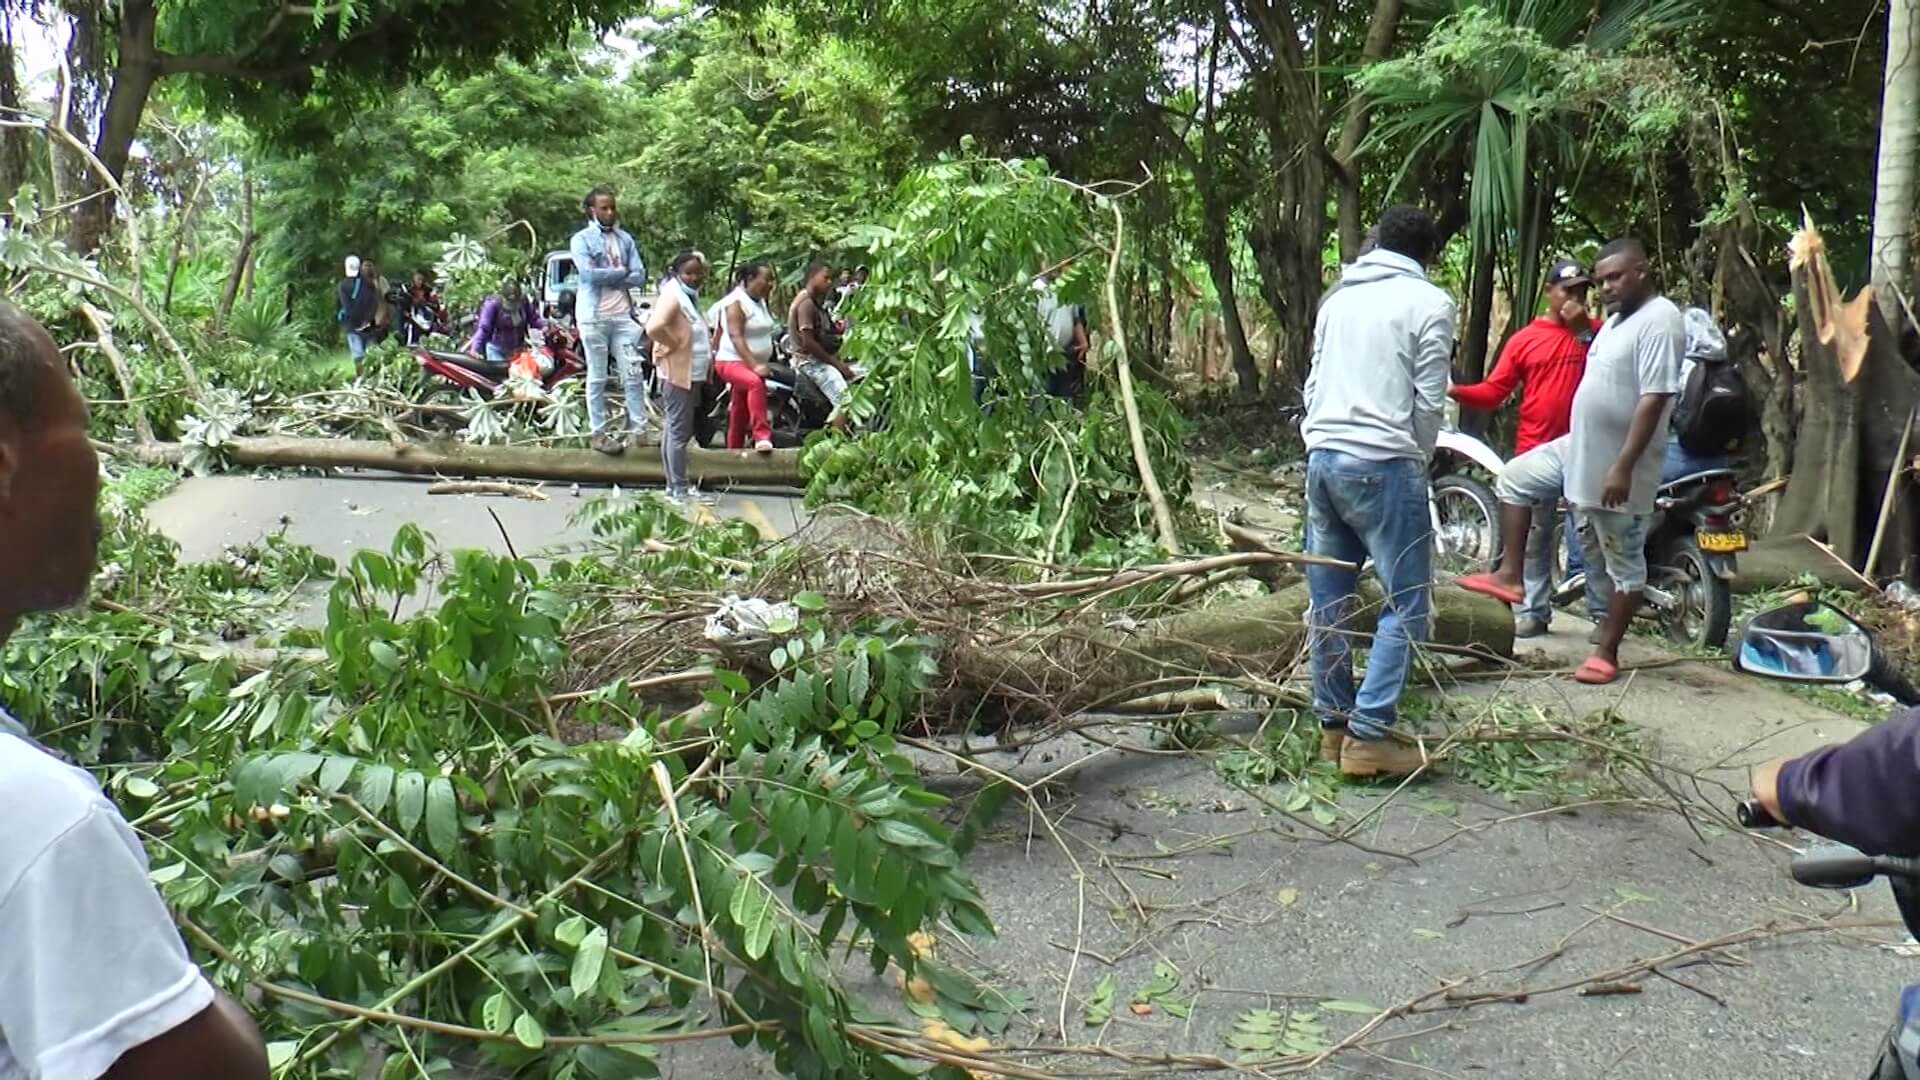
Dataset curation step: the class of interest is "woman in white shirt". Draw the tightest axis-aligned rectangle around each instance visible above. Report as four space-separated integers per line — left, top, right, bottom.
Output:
710 260 778 452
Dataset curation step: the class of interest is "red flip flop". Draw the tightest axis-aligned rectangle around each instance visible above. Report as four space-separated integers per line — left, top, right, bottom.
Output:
1456 573 1524 606
1573 657 1620 685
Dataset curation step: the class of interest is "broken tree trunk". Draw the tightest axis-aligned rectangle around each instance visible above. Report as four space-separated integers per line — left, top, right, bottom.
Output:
943 580 1514 725
1773 217 1920 579
109 436 806 488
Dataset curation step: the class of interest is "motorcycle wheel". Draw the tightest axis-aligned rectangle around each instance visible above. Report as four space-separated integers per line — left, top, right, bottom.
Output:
1653 535 1732 650
1430 474 1502 577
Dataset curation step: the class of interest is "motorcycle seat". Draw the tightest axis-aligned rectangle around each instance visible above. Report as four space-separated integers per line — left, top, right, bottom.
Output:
428 349 509 377
1658 468 1738 492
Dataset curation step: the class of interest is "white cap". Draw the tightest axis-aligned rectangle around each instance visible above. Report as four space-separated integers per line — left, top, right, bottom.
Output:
345 255 361 277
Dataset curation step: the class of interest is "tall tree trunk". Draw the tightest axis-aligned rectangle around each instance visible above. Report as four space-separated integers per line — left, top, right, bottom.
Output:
69 0 160 254
215 172 257 330
1460 246 1497 383
1202 199 1260 397
0 14 30 209
1872 0 1920 336
1332 0 1407 262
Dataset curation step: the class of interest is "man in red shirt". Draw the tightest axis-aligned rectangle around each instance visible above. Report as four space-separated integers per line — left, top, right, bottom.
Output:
1450 259 1598 637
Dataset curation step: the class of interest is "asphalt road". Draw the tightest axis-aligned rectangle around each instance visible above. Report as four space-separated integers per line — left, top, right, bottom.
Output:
146 473 1913 1080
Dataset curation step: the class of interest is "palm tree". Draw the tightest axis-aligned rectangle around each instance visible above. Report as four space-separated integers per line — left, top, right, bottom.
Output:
1356 0 1696 378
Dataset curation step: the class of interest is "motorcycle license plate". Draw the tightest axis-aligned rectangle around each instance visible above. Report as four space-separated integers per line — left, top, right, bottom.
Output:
1697 529 1748 553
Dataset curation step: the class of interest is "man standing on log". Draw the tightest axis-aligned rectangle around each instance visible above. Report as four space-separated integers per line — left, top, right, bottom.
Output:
1459 238 1683 685
571 185 653 456
1448 259 1601 638
1301 206 1455 778
0 302 270 1079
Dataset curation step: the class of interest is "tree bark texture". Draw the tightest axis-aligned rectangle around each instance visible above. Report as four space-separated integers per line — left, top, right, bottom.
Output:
943 580 1514 725
1873 0 1920 335
0 14 31 208
1333 0 1407 262
216 171 257 330
117 436 807 488
1775 220 1920 577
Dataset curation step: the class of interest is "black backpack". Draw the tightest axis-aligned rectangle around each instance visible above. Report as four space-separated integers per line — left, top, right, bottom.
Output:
1672 308 1751 456
1673 348 1752 456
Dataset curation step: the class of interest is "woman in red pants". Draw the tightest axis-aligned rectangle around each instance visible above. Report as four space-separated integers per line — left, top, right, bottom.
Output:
711 260 777 451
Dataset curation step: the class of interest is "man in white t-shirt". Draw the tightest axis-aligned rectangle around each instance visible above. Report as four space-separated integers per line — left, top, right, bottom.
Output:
0 302 268 1080
1459 238 1682 685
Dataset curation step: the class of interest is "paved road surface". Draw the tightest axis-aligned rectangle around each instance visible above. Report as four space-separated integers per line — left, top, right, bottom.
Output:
147 473 810 563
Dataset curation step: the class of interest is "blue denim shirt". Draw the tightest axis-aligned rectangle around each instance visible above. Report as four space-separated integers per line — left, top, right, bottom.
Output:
569 221 649 325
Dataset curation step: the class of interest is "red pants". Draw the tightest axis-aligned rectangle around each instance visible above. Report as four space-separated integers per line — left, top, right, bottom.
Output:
714 361 772 448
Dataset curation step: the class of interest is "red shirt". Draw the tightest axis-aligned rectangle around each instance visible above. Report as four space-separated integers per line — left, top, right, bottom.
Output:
1449 317 1598 454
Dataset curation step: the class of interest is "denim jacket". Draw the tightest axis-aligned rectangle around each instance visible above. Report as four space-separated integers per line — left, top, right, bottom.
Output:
569 221 649 324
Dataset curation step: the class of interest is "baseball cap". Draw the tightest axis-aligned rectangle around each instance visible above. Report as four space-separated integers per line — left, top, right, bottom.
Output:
1546 259 1589 287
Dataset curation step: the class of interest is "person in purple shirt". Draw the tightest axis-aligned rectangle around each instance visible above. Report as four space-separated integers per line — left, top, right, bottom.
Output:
466 278 544 365
1751 717 1920 856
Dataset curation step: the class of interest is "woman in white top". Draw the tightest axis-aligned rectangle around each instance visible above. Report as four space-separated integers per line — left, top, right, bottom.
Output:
710 260 778 451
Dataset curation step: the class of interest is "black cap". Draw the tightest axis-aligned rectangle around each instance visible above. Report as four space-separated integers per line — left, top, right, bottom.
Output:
1546 259 1589 287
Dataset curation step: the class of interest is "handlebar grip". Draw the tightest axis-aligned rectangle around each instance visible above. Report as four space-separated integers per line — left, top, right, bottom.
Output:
1737 799 1784 829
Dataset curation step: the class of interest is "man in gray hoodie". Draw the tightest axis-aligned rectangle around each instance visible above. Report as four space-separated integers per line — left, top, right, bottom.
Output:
1301 206 1456 779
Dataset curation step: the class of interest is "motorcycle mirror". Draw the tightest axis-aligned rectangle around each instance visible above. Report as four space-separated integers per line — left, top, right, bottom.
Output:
1790 844 1877 890
1730 601 1874 685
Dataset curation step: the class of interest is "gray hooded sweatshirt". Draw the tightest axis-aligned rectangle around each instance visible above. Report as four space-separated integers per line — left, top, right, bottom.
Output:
1302 250 1457 463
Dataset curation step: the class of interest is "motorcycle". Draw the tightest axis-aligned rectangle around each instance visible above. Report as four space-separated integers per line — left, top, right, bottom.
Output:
415 322 586 403
1428 402 1507 577
1551 465 1746 650
687 327 844 449
1282 400 1505 577
388 283 451 349
1732 601 1920 1078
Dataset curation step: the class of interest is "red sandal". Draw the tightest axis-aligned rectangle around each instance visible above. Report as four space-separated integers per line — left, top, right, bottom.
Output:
1573 657 1620 685
1456 572 1523 606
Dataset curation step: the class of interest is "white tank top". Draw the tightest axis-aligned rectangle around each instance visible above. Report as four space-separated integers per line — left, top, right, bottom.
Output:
714 287 775 365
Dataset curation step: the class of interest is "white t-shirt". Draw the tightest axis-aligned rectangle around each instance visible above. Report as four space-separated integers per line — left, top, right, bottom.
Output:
1564 295 1684 515
0 711 214 1080
713 287 776 365
1035 286 1081 354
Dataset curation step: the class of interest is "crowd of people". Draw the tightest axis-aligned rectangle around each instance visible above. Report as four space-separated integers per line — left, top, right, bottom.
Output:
1301 206 1731 779
337 183 882 503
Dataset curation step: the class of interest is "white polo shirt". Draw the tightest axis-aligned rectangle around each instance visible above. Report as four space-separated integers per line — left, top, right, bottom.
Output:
0 711 213 1079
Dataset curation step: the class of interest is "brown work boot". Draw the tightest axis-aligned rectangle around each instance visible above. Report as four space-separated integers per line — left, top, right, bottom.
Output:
590 432 625 456
1317 726 1347 765
1340 735 1430 779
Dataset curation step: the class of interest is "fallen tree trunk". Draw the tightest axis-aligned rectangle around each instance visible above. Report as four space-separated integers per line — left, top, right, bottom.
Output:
942 580 1514 725
105 437 806 488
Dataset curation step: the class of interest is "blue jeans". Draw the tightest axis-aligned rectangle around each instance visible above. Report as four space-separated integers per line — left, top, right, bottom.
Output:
1660 436 1731 485
485 343 509 365
346 331 370 365
1520 505 1582 626
1305 451 1433 740
580 318 648 435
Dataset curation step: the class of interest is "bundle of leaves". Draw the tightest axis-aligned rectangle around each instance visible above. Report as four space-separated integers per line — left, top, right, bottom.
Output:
804 155 1190 562
6 502 1006 1080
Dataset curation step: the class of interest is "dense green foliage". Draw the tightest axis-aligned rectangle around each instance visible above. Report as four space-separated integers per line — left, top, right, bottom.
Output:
806 155 1189 559
252 10 915 315
4 482 1005 1079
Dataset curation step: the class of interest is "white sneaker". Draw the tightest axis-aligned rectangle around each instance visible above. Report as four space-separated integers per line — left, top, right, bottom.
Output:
754 439 774 453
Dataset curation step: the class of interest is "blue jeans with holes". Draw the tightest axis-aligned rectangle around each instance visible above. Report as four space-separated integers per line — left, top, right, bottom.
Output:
1305 450 1434 741
580 317 648 436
